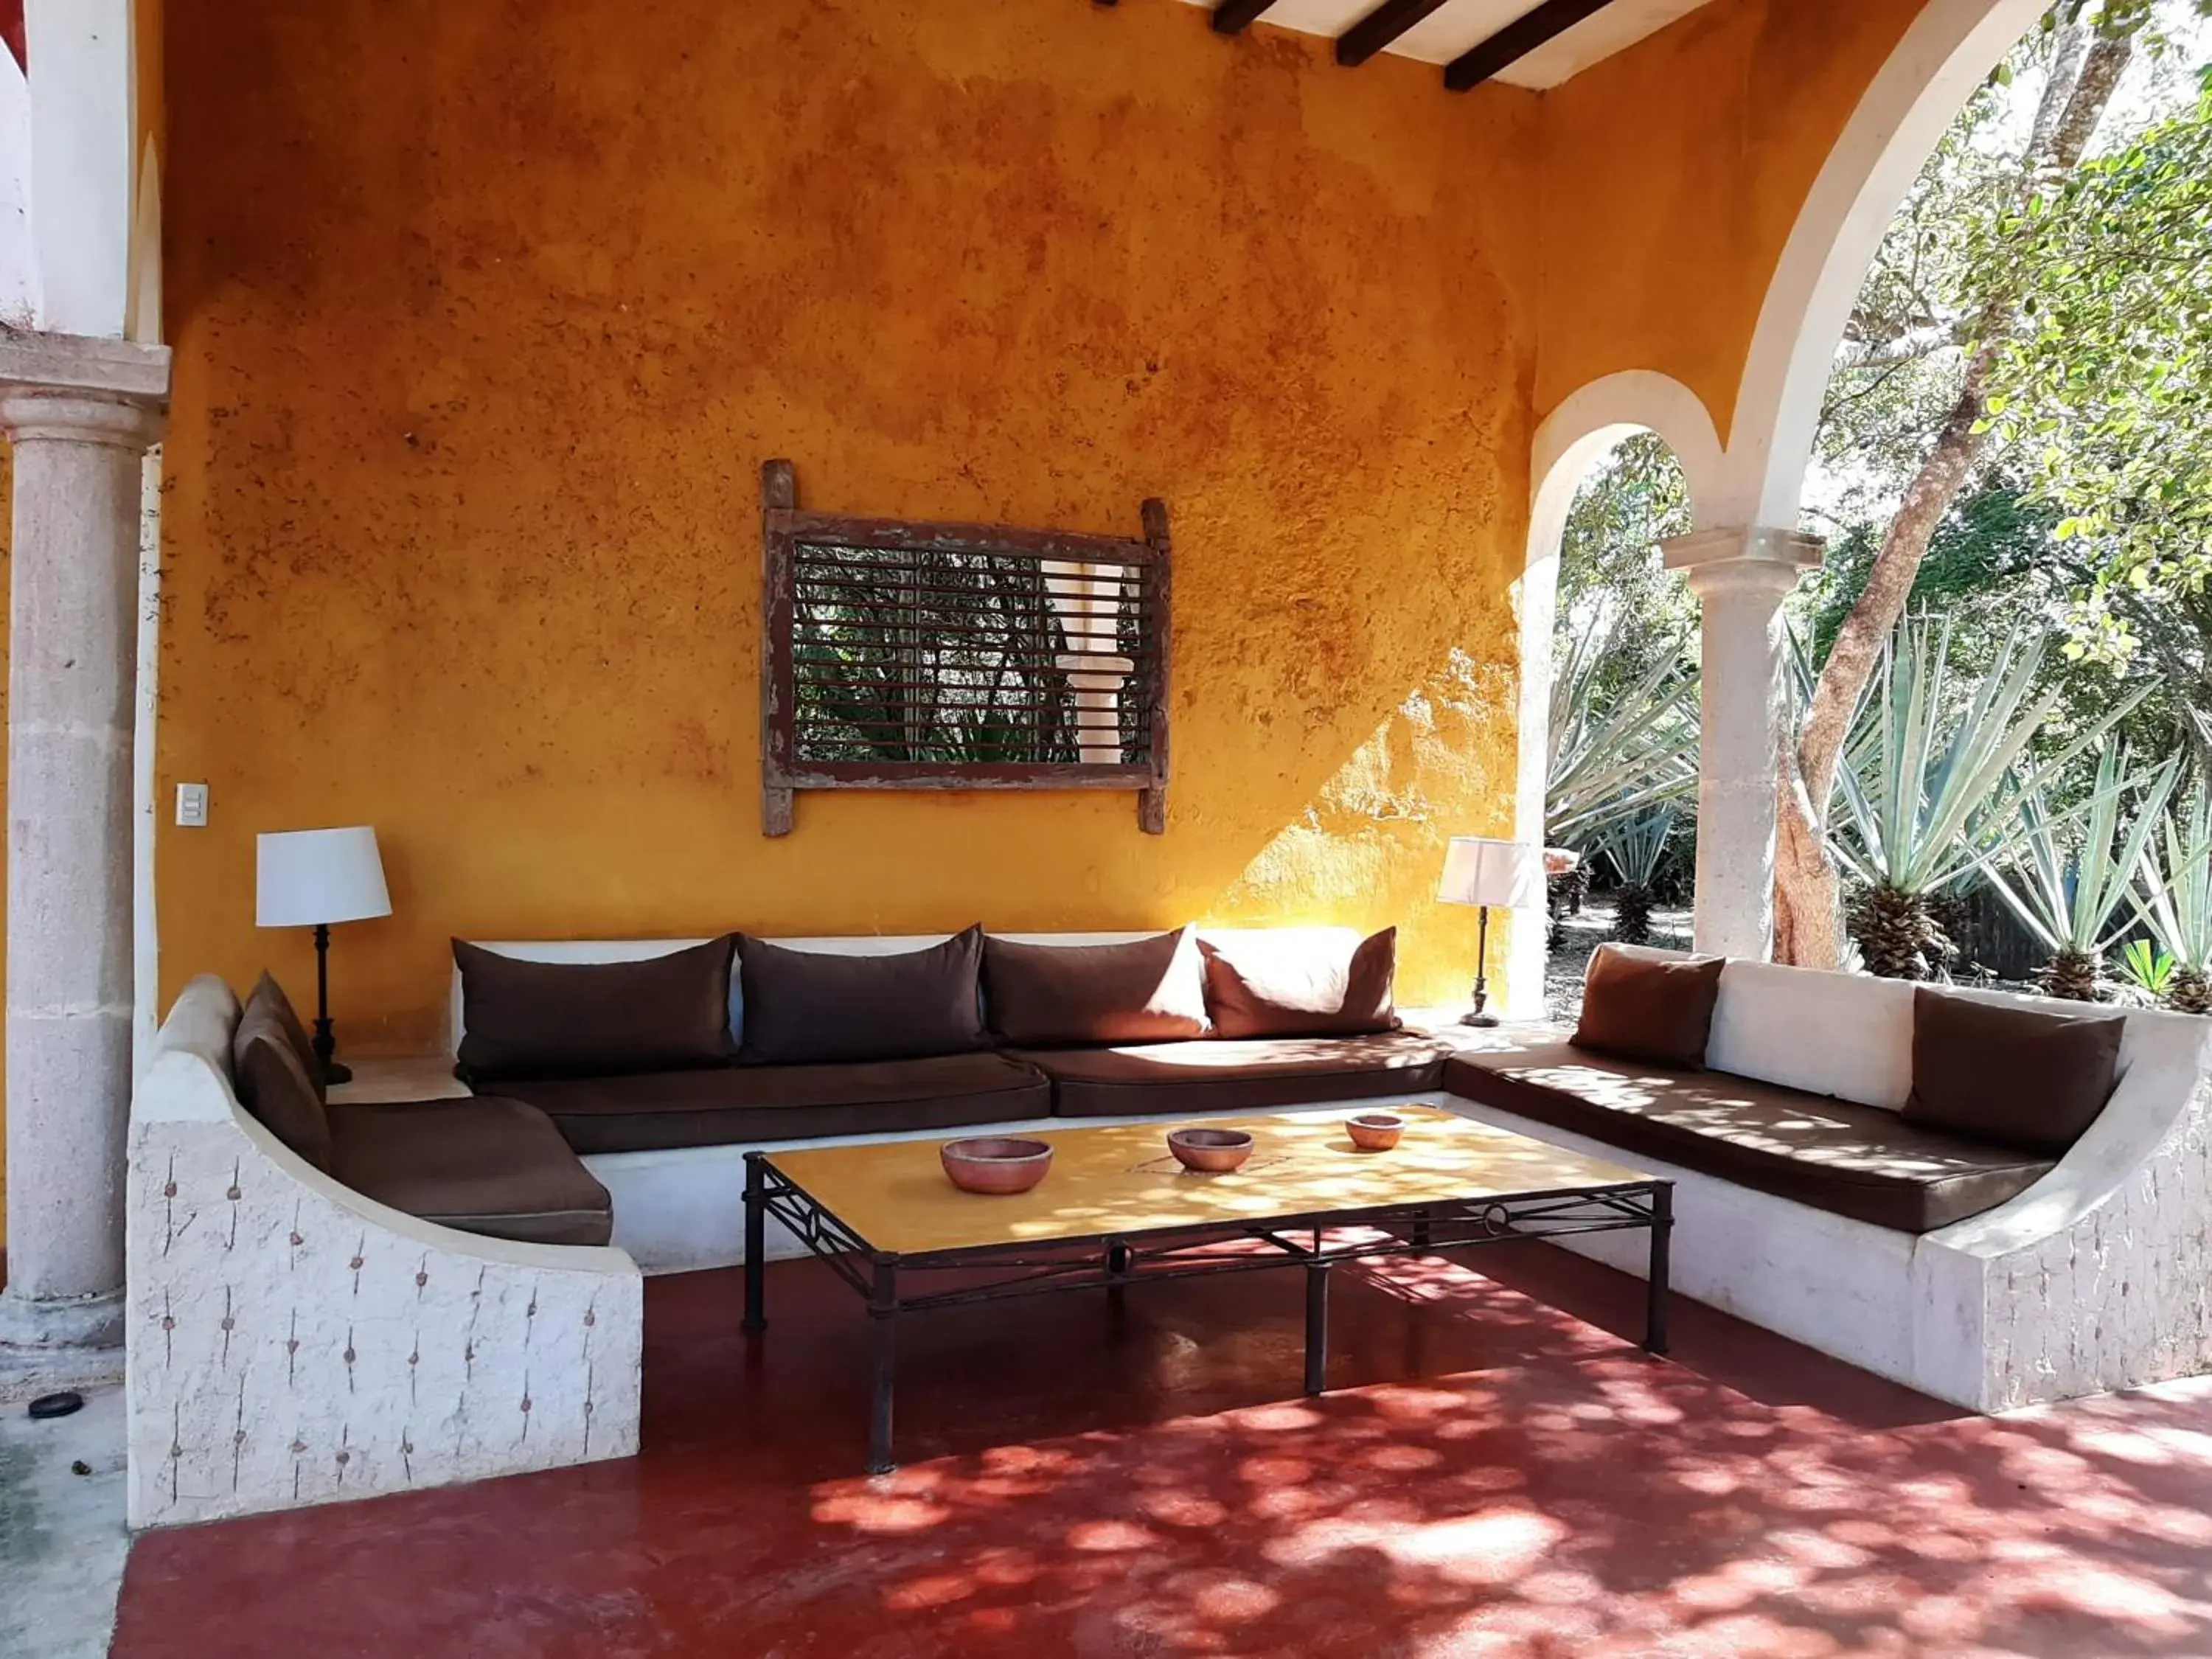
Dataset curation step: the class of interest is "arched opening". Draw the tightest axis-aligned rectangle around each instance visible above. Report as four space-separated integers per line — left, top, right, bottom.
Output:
1510 372 1720 1015
1722 0 2056 526
1708 0 2212 987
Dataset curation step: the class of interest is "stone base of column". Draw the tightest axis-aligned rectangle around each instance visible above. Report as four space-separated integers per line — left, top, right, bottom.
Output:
0 1285 125 1350
0 1333 127 1407
0 1286 127 1406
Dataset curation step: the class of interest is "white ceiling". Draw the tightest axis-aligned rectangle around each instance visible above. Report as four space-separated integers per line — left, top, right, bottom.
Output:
1178 0 1716 90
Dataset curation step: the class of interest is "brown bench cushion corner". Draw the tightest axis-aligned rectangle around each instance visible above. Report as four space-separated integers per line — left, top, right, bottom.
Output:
327 1096 613 1248
493 1051 1054 1154
1016 1032 1450 1119
1442 1043 2053 1234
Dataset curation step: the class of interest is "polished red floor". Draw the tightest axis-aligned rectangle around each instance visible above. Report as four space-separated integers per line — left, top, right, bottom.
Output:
114 1244 2212 1658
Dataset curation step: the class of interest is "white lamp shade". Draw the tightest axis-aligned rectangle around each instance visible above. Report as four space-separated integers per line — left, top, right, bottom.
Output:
1436 836 1546 910
256 827 392 928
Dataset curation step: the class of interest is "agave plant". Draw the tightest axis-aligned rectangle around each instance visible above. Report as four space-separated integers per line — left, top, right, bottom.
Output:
1546 613 1698 849
1985 742 2180 1001
2134 782 2212 1015
2119 939 2177 1002
1596 805 1677 946
1826 618 2149 981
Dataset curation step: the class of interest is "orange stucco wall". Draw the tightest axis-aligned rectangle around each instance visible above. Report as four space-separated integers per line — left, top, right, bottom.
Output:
154 0 1547 1053
0 0 1990 1228
1534 0 1927 440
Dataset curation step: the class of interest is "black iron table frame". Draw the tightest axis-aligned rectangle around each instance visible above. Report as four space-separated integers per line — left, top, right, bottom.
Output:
741 1151 1673 1475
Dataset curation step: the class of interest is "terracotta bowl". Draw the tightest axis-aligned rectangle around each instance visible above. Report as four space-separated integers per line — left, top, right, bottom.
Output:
1167 1127 1254 1173
1346 1113 1405 1152
941 1136 1054 1195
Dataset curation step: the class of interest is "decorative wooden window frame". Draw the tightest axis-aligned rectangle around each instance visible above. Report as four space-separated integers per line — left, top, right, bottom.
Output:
759 459 1172 837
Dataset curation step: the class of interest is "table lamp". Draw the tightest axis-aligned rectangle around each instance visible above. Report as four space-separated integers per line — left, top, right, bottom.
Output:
1436 835 1545 1027
256 826 391 1084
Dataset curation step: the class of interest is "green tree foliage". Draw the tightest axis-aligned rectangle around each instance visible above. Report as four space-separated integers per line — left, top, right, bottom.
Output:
1545 433 1699 855
1980 91 2212 669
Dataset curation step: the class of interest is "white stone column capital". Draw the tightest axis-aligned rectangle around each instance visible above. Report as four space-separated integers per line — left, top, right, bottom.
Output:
0 388 166 450
1662 525 1824 600
0 330 170 450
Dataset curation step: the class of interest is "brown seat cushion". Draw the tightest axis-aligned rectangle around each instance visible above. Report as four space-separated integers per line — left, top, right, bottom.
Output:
1013 1032 1450 1119
326 1097 613 1248
1904 987 2124 1155
1573 947 1725 1069
233 983 333 1171
1444 1043 2056 1234
1200 928 1399 1039
493 1052 1053 1155
737 928 984 1065
455 938 737 1082
983 928 1211 1046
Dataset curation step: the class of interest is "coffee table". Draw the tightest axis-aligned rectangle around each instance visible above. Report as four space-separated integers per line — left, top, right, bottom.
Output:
741 1106 1672 1473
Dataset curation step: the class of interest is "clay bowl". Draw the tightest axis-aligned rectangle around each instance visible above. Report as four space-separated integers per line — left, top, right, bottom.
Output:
941 1136 1054 1195
1346 1113 1405 1152
1167 1127 1254 1174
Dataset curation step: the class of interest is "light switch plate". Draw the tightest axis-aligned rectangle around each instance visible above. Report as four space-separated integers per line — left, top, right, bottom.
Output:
175 783 209 827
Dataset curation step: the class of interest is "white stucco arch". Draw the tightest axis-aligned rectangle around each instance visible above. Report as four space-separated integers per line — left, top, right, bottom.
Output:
1508 370 1722 1014
1718 0 2051 526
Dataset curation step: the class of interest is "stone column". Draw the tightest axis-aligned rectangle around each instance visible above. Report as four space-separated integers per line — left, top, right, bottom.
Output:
1661 526 1822 962
0 333 169 1357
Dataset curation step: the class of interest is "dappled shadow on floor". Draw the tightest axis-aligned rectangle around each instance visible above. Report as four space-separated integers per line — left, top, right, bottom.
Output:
113 1245 2212 1658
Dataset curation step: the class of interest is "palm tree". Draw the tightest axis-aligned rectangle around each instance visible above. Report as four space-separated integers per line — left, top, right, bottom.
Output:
1986 742 2179 1001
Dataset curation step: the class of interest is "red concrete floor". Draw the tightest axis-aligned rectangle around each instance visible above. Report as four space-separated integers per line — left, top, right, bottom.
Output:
113 1244 2212 1658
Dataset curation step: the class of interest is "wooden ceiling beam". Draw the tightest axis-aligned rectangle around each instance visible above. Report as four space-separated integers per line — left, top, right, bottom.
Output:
1445 0 1614 90
1211 0 1280 33
1335 0 1455 67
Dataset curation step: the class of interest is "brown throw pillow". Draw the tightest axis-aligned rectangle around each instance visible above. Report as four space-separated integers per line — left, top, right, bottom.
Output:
983 927 1211 1046
233 1012 333 1170
1571 946 1725 1069
1200 928 1400 1039
243 970 325 1101
455 937 737 1082
1903 988 2124 1155
737 928 987 1065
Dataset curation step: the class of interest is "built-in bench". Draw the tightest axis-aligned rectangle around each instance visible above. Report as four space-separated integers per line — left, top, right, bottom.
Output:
128 923 1432 1524
441 929 1445 1272
129 927 2212 1531
1444 947 2212 1414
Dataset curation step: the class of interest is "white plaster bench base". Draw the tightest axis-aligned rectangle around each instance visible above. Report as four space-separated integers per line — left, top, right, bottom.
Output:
126 977 644 1531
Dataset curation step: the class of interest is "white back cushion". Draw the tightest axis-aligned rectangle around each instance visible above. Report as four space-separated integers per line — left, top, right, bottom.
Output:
1705 960 1916 1109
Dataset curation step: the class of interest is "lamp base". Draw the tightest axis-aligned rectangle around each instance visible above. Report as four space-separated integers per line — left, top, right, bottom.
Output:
1458 1009 1500 1029
321 1059 354 1085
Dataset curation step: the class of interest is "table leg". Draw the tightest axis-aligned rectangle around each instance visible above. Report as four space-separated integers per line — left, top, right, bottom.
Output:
868 1257 899 1475
1644 1182 1672 1356
742 1154 767 1333
1107 1239 1131 1320
1304 1262 1331 1396
1411 1211 1433 1252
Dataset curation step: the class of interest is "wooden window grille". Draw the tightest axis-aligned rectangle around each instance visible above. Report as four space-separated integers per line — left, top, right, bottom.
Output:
759 459 1171 835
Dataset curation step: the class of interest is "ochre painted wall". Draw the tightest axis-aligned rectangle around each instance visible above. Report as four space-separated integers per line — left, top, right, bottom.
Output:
155 0 1545 1052
1533 0 1927 440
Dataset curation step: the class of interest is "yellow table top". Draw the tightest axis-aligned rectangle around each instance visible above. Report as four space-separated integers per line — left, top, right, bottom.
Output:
765 1106 1652 1256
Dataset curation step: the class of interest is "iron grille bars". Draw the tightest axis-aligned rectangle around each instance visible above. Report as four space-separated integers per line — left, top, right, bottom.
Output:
760 460 1171 835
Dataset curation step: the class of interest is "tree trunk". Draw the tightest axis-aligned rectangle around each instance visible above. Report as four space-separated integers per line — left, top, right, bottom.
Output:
1773 26 2136 968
